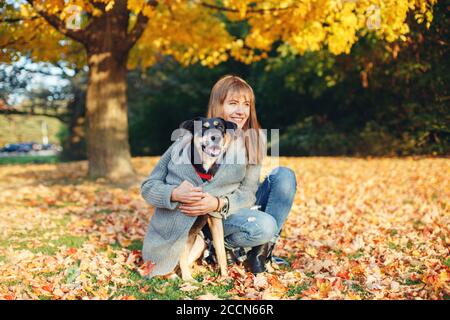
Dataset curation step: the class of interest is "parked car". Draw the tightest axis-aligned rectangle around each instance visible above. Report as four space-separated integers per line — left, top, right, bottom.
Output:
1 142 61 153
1 143 22 152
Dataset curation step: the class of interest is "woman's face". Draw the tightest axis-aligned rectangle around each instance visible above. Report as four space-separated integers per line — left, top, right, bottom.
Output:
222 91 250 129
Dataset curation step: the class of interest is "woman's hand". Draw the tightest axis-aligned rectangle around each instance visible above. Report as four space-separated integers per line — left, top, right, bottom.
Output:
179 192 220 216
171 180 205 204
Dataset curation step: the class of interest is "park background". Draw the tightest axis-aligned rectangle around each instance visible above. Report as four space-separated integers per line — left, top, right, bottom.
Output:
0 0 448 300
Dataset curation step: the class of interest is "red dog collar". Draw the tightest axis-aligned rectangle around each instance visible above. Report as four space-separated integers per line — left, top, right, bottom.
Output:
192 164 213 181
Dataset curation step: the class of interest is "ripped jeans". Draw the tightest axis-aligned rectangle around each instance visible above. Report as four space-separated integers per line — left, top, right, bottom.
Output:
223 166 297 249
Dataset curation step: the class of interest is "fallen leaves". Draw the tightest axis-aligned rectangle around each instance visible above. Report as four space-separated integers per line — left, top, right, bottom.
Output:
138 260 156 277
197 292 222 300
179 282 200 292
0 156 448 299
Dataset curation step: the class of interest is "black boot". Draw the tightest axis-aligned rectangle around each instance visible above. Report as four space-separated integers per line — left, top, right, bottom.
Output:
202 223 244 266
247 242 275 274
226 248 236 265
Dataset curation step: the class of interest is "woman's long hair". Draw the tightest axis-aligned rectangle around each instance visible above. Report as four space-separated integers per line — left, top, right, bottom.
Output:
206 75 266 165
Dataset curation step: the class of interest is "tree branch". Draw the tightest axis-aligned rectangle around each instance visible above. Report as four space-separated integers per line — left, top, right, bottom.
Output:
26 0 87 44
90 0 106 12
125 12 149 50
0 108 70 123
0 34 38 49
124 1 159 51
0 15 40 23
199 1 296 14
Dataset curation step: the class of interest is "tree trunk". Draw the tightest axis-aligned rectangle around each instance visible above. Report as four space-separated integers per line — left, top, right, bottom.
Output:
62 89 86 161
82 1 146 183
85 49 136 182
27 0 149 183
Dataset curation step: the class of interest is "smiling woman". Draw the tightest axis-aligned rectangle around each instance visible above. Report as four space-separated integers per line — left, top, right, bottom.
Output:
222 92 250 128
206 75 265 165
202 75 297 272
141 74 297 277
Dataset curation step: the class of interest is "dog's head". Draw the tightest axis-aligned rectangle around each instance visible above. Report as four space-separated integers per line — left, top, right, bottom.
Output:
179 116 237 158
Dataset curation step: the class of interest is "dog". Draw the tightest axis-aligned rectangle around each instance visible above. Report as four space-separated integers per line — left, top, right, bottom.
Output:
177 116 237 281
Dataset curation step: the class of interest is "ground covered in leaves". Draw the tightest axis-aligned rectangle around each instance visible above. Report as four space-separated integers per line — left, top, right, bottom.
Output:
0 156 448 300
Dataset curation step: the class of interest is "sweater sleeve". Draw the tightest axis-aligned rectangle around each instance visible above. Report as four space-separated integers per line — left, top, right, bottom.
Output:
140 143 180 210
223 164 262 217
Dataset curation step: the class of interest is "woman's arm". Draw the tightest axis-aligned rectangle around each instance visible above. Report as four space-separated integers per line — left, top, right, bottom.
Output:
140 143 181 210
222 164 262 217
178 164 262 217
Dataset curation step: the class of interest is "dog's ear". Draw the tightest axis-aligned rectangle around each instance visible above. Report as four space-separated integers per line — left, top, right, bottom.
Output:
179 116 204 132
224 120 238 131
179 119 194 132
215 117 238 131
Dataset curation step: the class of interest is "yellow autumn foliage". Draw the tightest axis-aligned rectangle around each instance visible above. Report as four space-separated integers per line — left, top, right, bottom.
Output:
0 0 438 67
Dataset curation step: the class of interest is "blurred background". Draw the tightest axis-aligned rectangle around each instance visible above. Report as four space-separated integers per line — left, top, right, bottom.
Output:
0 1 448 166
0 0 449 301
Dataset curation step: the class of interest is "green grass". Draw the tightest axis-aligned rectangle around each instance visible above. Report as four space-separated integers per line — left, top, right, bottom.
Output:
406 240 413 249
408 265 425 275
287 283 310 298
115 270 186 300
127 240 143 251
108 239 143 252
0 114 63 147
30 235 88 255
0 155 60 165
388 242 400 250
48 201 80 209
112 269 236 300
0 215 82 254
404 278 423 286
0 238 9 247
96 209 113 214
350 283 370 297
65 264 81 284
389 229 398 236
347 249 365 260
444 257 450 268
0 280 22 287
51 235 87 248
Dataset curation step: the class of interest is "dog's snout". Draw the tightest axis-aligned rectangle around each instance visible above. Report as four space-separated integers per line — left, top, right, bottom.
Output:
210 134 222 143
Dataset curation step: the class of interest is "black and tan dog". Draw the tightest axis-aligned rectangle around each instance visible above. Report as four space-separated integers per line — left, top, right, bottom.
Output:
177 116 237 281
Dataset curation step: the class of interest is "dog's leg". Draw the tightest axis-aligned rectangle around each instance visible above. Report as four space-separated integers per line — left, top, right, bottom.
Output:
187 233 206 266
208 216 228 277
179 234 196 282
180 216 207 282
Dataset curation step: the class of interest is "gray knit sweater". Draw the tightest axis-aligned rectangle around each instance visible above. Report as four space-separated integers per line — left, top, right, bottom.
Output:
140 133 262 277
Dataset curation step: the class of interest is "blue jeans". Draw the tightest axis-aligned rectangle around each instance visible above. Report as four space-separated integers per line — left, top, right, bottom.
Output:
223 166 297 249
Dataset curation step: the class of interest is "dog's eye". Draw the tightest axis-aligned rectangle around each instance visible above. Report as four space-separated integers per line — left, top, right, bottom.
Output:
213 120 219 126
203 122 210 128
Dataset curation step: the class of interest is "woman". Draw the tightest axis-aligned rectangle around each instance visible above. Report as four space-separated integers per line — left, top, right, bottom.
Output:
141 75 297 276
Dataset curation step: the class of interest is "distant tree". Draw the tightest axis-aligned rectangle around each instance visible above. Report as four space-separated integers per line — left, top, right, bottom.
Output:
0 0 437 181
0 62 87 159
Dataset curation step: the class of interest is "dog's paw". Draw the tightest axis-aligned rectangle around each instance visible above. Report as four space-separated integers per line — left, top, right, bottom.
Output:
164 272 180 280
216 274 229 283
